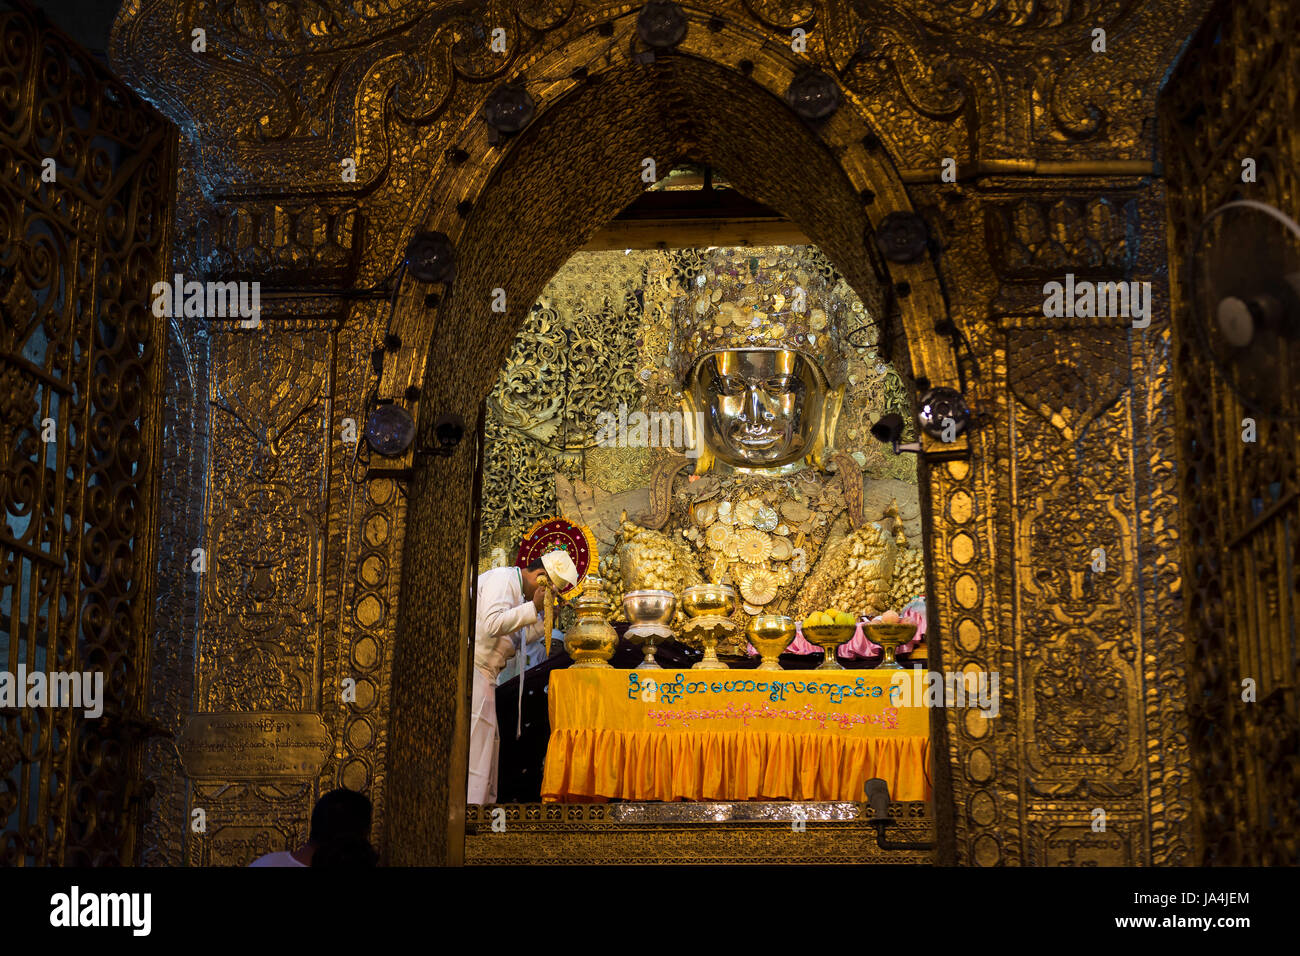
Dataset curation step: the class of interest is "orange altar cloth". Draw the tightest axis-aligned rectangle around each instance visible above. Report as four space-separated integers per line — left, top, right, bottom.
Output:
541 668 931 803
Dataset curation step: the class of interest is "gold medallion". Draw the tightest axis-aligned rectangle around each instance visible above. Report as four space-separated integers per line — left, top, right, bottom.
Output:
737 566 778 606
723 532 742 559
781 500 812 523
736 529 773 564
695 500 718 526
705 523 730 551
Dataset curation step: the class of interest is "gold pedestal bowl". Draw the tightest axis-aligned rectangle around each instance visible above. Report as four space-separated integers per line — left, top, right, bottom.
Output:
622 589 676 670
863 622 917 670
680 584 738 670
801 622 856 671
746 614 795 671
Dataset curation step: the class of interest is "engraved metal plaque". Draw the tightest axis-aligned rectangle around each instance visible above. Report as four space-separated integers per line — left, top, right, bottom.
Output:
176 712 333 779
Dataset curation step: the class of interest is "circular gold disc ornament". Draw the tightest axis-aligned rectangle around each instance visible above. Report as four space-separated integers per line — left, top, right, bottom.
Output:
736 529 773 564
695 500 718 526
723 532 742 559
737 566 778 606
705 523 730 551
734 500 757 525
753 505 779 531
781 500 812 523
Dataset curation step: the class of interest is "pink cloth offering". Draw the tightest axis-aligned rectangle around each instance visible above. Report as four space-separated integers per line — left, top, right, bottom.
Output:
787 626 820 656
839 622 882 660
897 597 927 652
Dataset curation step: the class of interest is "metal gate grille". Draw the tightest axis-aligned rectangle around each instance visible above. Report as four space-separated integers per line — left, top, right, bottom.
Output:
0 1 172 865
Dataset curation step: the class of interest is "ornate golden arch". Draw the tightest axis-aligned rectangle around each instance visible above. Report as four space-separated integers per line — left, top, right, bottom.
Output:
379 14 966 865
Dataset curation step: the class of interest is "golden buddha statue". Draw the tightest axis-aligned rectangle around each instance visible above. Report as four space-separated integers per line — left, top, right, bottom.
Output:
604 247 923 654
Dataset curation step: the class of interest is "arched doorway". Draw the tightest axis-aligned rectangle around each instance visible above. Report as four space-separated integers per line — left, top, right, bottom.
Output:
379 36 964 864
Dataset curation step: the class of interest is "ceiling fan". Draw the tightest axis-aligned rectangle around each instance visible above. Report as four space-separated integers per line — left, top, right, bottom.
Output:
1187 199 1300 421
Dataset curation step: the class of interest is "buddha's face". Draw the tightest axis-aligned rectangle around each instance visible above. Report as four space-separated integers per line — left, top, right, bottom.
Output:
691 350 823 468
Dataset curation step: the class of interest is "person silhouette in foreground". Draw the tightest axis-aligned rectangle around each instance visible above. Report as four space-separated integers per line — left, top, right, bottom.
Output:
248 787 374 867
311 833 379 867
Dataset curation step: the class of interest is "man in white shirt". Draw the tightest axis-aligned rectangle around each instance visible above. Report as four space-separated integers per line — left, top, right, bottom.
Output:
468 557 550 805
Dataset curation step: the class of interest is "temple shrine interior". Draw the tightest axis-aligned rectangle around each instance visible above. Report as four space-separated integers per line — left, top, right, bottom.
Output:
0 0 1297 880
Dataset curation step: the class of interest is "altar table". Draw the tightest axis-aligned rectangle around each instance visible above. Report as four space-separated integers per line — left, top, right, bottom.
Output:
541 669 931 803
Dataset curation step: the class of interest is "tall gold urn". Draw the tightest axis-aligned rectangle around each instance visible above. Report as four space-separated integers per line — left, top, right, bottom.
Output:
563 577 619 668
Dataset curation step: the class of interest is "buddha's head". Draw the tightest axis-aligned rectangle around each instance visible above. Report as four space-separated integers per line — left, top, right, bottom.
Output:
689 349 824 468
671 247 851 473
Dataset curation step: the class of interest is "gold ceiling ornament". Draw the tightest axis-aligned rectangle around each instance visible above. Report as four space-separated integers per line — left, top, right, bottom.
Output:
716 500 734 524
733 499 757 525
770 536 793 561
737 565 779 606
736 528 774 563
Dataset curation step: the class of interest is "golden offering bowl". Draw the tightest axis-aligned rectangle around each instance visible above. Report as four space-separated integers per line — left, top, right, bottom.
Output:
623 590 676 669
681 615 738 670
623 589 676 626
863 622 917 670
801 623 857 670
747 614 795 671
681 583 738 618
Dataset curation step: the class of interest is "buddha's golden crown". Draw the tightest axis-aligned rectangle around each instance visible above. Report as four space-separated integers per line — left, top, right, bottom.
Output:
669 246 850 387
